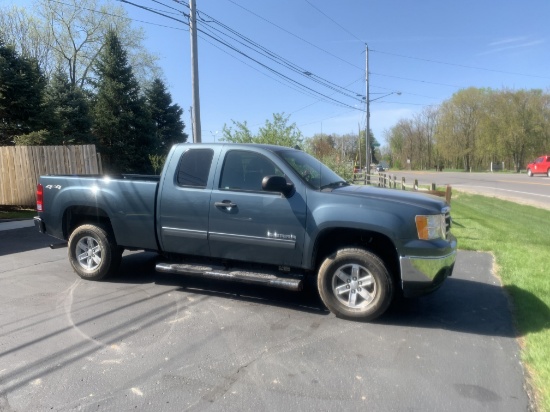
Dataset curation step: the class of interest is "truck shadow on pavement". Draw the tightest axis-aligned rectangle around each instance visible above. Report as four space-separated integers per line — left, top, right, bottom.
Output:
109 251 550 338
0 227 54 256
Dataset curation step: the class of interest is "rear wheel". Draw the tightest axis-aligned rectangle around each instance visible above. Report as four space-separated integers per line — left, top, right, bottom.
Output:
317 248 394 321
547 169 550 178
68 224 121 280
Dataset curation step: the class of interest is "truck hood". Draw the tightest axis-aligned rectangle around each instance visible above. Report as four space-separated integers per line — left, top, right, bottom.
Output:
330 184 448 213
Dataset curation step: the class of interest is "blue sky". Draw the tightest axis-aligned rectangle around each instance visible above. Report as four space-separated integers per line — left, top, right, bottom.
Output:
7 0 550 144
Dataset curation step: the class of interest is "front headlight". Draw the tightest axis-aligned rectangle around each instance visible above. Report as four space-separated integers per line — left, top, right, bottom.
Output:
415 214 446 240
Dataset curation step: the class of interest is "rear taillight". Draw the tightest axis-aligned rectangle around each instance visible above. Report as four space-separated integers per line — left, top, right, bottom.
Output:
36 183 44 212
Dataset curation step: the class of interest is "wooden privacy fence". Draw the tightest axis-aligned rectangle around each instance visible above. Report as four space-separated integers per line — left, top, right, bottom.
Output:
0 145 100 206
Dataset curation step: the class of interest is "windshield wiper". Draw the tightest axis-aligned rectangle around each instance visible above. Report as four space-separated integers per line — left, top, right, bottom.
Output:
320 181 350 191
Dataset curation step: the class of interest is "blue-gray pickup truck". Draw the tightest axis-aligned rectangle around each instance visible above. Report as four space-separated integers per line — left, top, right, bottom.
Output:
35 143 457 321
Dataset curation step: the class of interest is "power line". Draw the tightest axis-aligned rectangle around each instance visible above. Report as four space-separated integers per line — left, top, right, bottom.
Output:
371 48 550 80
48 0 185 30
371 71 461 88
121 1 452 110
125 0 367 108
225 0 363 72
47 0 366 111
303 0 364 43
195 10 364 101
113 0 365 109
195 25 363 111
221 1 468 96
148 0 186 16
298 108 360 129
117 0 188 22
289 76 365 115
154 0 476 97
198 33 349 106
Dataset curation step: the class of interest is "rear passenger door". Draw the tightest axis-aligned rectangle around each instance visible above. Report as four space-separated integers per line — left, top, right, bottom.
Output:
208 149 307 267
158 147 216 256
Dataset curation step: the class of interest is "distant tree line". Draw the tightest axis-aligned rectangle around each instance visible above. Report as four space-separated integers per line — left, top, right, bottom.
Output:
0 0 187 174
384 87 550 172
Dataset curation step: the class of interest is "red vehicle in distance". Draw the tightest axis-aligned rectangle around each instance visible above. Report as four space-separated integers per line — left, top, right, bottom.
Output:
526 155 550 177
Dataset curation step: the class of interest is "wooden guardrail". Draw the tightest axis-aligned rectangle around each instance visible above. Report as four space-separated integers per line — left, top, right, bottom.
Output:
0 145 100 206
352 172 452 204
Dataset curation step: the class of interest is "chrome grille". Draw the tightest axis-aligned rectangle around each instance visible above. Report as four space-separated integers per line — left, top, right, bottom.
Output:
445 211 451 238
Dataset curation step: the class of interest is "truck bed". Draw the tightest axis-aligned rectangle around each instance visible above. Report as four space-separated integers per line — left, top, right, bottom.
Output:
39 174 160 251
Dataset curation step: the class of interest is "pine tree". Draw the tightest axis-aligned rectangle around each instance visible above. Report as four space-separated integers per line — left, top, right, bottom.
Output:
43 68 94 145
91 30 154 173
145 78 187 155
0 36 46 145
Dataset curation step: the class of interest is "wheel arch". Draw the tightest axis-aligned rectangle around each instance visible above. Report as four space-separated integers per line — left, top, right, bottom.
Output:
62 206 114 240
312 228 400 286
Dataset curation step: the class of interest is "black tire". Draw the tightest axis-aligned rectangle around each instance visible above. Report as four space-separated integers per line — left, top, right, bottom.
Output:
68 224 122 280
527 169 533 177
317 248 394 321
547 169 550 178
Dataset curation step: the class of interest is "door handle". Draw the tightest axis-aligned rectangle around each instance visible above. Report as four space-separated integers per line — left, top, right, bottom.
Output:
215 201 237 211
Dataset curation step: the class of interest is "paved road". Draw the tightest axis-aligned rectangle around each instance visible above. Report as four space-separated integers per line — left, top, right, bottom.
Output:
380 171 550 210
0 224 532 411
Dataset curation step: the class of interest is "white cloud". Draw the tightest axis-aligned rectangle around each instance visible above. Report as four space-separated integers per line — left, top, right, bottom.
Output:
480 37 545 55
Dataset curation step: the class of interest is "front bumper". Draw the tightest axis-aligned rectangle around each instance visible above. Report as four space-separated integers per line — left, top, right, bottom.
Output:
400 238 457 297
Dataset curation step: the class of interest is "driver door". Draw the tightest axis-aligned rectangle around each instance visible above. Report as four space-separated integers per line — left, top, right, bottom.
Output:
208 149 307 267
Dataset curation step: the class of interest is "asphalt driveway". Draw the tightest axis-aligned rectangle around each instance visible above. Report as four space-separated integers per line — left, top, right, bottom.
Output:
0 223 532 411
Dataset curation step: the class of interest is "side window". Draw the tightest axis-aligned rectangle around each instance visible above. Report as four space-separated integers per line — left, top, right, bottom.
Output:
219 151 284 192
176 149 214 188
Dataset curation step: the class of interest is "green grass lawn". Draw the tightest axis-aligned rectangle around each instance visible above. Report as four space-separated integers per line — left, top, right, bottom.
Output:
0 206 36 220
450 191 550 411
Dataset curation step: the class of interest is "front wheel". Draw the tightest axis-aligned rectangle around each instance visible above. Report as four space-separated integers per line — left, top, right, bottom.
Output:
317 248 394 321
547 169 550 178
527 169 533 177
68 224 121 280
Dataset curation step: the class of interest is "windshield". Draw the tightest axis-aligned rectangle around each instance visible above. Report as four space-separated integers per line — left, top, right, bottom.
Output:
276 150 347 190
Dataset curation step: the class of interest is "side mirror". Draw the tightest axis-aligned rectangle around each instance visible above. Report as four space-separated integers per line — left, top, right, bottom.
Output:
262 175 294 196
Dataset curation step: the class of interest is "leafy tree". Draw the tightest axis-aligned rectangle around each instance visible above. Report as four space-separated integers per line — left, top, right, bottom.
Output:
222 113 302 147
145 78 187 155
148 154 166 174
13 130 49 145
42 68 94 145
257 113 303 147
0 37 46 145
221 120 254 143
91 30 154 173
306 133 337 159
488 89 547 172
435 88 488 171
384 87 550 171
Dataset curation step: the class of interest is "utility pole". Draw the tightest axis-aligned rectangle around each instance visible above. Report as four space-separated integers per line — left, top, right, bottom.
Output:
365 44 370 185
189 0 202 143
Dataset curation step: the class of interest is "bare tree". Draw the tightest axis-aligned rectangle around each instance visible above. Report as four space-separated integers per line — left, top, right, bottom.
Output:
0 0 161 86
0 6 54 77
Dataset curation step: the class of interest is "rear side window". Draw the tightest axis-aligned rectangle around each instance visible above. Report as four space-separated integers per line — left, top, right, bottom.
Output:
176 149 214 188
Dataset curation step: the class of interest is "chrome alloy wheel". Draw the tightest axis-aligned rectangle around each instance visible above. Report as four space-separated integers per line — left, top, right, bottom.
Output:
76 236 102 270
331 263 377 308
